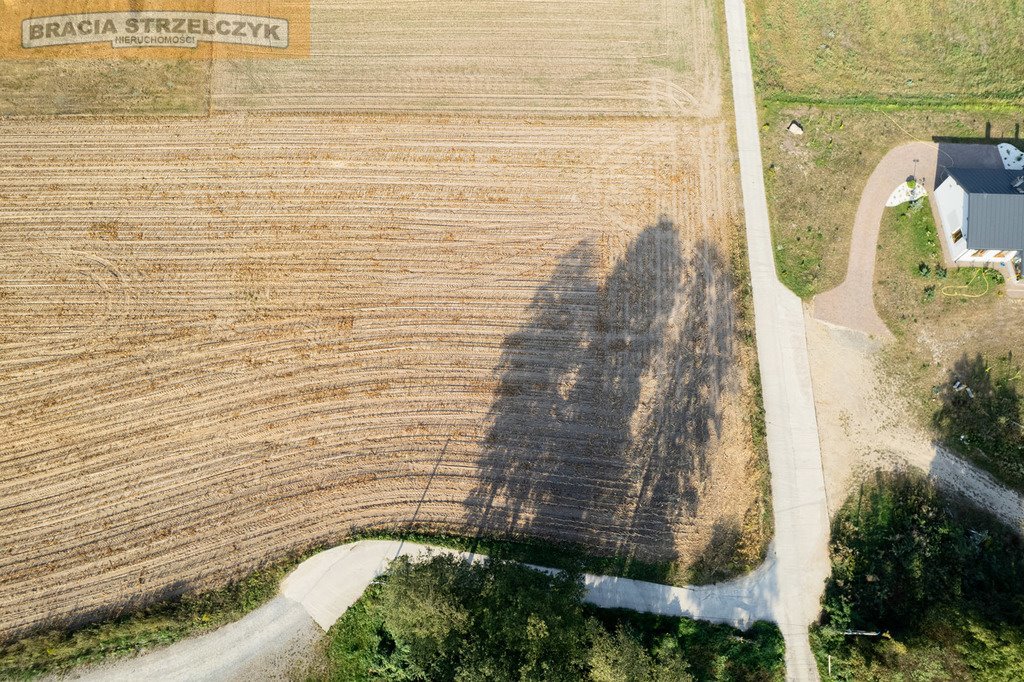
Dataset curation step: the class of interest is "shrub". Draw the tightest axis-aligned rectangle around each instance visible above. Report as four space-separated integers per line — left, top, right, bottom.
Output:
813 472 1024 680
933 354 1024 489
328 556 785 681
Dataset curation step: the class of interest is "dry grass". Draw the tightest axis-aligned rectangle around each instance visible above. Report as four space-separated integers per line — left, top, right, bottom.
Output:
0 60 210 117
749 0 1024 105
211 0 721 116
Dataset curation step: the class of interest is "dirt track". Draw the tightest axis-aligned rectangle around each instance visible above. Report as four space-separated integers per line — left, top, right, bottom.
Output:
0 111 758 639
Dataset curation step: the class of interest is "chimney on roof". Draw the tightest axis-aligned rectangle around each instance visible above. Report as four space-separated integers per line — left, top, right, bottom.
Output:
1013 176 1024 194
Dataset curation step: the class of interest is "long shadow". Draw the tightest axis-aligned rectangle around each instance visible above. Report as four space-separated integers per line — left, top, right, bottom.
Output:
464 219 738 563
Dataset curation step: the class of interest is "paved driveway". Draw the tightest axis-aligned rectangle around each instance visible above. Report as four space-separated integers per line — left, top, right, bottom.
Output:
814 142 1004 337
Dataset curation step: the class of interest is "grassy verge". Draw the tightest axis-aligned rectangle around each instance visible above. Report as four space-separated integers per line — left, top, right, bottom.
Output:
728 226 775 583
326 553 785 681
354 523 772 587
811 470 1024 680
0 548 317 680
350 529 687 585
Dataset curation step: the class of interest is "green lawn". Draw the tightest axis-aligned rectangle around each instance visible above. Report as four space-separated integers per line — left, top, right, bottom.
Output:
874 198 1004 337
326 554 785 681
812 471 1024 681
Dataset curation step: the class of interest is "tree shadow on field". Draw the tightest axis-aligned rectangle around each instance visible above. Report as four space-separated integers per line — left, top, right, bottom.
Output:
464 219 738 563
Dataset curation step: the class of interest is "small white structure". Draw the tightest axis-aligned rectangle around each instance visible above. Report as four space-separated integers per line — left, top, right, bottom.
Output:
998 143 1024 170
934 168 1023 279
787 120 804 135
886 181 927 207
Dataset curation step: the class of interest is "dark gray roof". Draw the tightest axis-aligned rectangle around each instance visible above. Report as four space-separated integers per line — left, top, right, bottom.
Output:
948 168 1024 250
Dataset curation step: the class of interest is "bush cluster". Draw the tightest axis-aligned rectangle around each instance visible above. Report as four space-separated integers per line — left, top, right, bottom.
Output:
328 555 784 681
814 472 1024 680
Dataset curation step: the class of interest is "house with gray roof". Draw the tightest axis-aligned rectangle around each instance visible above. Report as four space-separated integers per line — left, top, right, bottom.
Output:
934 167 1024 281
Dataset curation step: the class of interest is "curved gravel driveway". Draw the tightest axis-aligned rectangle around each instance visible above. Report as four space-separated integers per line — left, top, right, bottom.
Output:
813 141 1005 337
813 142 938 339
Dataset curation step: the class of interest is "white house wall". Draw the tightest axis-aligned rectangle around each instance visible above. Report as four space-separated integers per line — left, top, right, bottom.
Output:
934 175 969 261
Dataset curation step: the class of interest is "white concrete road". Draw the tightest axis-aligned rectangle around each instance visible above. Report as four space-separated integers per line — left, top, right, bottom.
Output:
62 540 779 682
722 0 832 679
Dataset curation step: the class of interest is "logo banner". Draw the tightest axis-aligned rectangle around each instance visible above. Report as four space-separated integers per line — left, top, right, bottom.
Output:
2 1 309 59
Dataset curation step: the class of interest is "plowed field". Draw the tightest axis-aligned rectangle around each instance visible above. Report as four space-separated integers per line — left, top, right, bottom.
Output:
0 0 758 642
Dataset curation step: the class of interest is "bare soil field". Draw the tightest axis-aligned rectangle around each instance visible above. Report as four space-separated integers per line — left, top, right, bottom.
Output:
0 110 760 640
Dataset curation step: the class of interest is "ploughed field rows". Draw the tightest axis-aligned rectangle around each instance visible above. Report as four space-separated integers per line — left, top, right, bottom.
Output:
0 114 754 639
211 0 721 116
0 0 717 117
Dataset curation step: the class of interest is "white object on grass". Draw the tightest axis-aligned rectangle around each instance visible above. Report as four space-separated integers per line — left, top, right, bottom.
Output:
886 181 927 207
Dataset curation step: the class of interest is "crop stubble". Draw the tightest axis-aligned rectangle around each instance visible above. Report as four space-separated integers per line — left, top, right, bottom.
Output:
0 0 756 641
